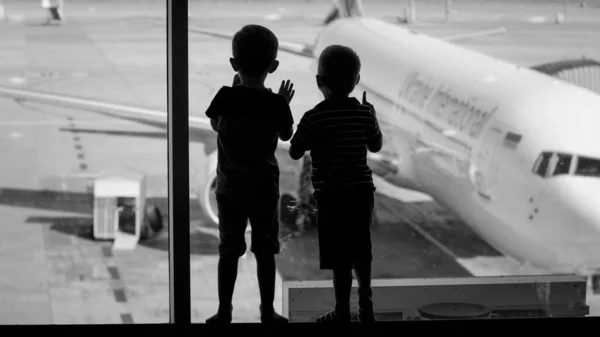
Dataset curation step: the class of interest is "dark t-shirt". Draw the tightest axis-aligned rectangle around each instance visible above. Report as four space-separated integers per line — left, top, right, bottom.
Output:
205 85 294 195
290 97 382 192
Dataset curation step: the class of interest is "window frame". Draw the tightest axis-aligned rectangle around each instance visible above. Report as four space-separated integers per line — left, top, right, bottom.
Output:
574 155 600 177
533 151 553 177
552 152 574 176
167 0 191 325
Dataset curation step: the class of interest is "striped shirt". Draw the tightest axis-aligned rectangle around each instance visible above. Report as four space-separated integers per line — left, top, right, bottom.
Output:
290 97 383 192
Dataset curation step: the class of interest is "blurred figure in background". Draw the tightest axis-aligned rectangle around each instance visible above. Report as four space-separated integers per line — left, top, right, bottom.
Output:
42 0 64 26
323 0 340 26
0 0 5 23
323 0 365 25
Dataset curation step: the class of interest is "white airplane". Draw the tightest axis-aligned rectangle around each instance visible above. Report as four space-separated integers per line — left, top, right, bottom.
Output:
2 0 600 286
192 1 600 283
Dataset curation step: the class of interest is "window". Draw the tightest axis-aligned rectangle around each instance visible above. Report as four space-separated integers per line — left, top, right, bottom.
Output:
0 0 171 324
532 152 572 178
575 156 600 177
4 0 593 328
533 152 553 177
189 0 596 324
552 153 573 176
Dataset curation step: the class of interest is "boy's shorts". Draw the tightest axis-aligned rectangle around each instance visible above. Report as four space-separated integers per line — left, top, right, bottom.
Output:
315 184 375 270
216 190 280 258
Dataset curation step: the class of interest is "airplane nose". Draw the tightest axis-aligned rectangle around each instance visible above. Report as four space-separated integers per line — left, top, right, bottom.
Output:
545 178 600 272
562 180 600 231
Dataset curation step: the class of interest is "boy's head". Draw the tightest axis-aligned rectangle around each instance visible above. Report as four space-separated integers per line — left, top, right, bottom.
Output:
230 25 279 78
316 45 361 97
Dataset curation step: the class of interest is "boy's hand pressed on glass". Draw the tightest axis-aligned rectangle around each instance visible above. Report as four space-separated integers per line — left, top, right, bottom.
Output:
278 79 295 104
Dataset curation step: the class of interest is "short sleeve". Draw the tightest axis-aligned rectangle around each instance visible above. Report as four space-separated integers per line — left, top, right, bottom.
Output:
290 112 314 152
205 87 228 119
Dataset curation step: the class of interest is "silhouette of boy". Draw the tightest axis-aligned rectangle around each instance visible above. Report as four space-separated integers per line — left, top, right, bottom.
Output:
289 45 382 323
205 24 295 324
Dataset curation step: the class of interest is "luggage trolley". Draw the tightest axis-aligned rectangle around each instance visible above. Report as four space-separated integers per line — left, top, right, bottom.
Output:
92 169 163 250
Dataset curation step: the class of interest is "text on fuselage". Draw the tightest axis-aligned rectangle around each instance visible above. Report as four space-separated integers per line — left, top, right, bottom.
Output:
400 71 497 139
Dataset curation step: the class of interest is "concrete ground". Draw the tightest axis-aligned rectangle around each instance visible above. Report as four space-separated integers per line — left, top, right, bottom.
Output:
0 0 598 324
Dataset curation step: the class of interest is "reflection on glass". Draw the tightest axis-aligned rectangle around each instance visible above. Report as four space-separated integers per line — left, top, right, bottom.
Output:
189 0 599 323
0 1 168 324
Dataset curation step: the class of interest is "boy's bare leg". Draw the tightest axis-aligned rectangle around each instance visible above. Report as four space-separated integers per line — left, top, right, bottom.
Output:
316 268 352 323
255 253 288 323
205 254 239 324
353 260 375 323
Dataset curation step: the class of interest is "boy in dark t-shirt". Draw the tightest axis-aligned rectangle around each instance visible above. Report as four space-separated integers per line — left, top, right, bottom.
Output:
204 24 295 324
289 45 383 323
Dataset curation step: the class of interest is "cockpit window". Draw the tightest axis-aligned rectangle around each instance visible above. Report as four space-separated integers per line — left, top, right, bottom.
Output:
553 153 572 176
533 152 553 177
533 152 573 178
575 156 600 177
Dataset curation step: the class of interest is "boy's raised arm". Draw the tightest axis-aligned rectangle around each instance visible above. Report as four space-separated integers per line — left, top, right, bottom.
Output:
277 80 295 141
366 112 383 153
289 114 313 160
362 92 383 153
277 99 294 142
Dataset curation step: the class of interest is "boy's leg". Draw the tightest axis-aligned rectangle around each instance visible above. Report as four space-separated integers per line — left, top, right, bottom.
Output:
319 268 352 321
206 194 249 324
249 191 287 323
353 260 374 323
352 187 376 323
315 189 352 323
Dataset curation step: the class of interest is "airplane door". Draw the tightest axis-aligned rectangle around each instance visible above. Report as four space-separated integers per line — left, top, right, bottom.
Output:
473 126 504 199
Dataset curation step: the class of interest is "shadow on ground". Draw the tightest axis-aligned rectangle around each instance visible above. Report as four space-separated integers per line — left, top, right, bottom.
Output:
0 187 218 255
276 193 502 282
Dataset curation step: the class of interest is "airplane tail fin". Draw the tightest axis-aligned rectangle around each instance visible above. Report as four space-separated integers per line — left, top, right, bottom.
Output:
324 0 365 25
337 0 365 18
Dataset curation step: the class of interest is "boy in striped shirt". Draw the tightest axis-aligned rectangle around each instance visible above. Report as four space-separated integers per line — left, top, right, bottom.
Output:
289 45 383 323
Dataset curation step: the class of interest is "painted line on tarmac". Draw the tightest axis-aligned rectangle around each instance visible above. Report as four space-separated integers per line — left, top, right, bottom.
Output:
102 245 135 324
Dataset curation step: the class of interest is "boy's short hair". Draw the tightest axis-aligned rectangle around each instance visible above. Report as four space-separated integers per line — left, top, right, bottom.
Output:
232 25 279 77
318 45 361 96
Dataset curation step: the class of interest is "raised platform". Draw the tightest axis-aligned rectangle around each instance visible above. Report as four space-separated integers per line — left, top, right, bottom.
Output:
283 275 589 322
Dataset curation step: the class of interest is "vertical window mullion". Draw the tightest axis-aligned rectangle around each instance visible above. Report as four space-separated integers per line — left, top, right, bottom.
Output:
167 0 191 325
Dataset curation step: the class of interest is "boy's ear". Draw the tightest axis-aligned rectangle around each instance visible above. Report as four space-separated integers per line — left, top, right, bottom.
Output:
229 57 240 72
267 60 279 74
355 74 360 85
316 74 324 88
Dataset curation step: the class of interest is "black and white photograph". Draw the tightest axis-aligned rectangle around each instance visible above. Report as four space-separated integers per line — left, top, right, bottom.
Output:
0 0 599 330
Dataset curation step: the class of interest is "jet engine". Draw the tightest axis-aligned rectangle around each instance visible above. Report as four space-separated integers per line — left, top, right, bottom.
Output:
196 148 308 228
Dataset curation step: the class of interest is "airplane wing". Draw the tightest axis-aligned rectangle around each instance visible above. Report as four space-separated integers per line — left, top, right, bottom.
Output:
0 86 219 146
189 24 506 60
189 27 314 59
439 27 507 43
0 86 288 152
0 85 435 205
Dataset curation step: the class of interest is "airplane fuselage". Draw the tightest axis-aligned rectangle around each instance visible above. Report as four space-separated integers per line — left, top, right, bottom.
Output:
313 17 600 276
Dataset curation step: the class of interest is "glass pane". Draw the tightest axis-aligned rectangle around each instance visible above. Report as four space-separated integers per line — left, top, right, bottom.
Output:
553 153 572 176
535 152 553 177
575 156 600 177
189 0 600 323
0 1 168 324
